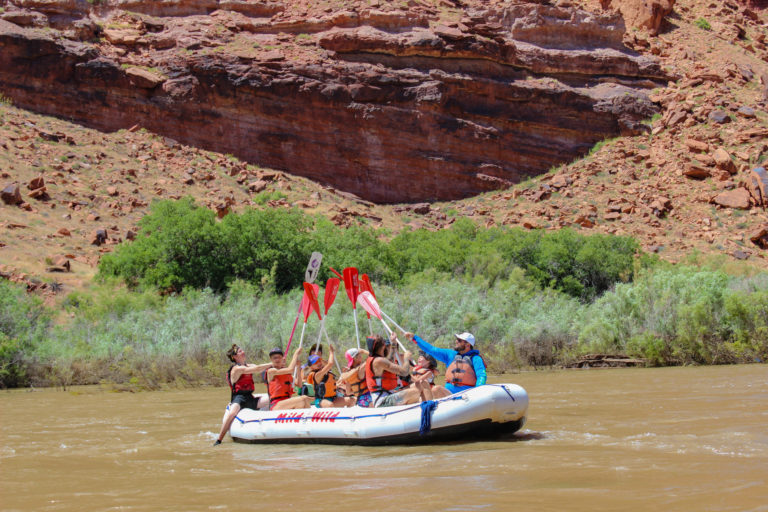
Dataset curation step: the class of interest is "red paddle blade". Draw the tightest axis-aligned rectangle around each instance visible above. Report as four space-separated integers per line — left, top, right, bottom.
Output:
300 290 312 323
343 267 359 309
323 278 340 315
357 291 382 320
360 274 376 299
302 282 322 321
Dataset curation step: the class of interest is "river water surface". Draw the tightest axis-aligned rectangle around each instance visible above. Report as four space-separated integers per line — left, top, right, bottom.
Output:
1 365 766 511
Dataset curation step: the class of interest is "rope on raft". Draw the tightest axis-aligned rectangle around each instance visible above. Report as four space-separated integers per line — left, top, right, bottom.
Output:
419 400 438 436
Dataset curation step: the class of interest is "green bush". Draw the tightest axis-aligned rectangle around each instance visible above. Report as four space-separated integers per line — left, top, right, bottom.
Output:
0 281 50 387
98 200 638 302
694 18 711 31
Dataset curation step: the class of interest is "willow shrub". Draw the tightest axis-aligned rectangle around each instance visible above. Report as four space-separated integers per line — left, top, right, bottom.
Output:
98 199 638 303
578 268 768 365
0 281 50 387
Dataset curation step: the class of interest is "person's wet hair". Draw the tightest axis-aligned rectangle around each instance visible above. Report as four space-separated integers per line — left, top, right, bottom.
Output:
369 335 388 355
226 344 240 363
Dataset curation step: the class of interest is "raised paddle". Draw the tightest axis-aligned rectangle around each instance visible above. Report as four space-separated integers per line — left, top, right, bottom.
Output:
313 277 340 354
343 267 361 349
296 283 320 351
359 273 375 336
286 252 322 353
356 291 409 353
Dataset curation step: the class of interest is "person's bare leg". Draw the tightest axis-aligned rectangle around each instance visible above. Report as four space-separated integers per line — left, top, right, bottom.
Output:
420 382 434 401
431 386 451 399
272 396 311 410
215 403 241 444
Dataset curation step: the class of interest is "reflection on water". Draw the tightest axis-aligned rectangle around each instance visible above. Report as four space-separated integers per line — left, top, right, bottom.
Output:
1 365 766 511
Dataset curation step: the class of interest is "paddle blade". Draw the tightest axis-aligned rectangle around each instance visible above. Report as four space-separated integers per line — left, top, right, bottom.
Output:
302 282 322 321
304 252 323 284
343 267 359 309
300 290 312 323
357 291 382 320
360 274 376 299
323 278 340 315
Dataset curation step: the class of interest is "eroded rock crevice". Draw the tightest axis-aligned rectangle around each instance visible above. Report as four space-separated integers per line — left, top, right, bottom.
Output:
0 0 668 203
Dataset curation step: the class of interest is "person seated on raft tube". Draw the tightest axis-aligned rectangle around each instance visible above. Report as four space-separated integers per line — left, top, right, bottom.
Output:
305 345 348 408
340 347 370 407
365 332 422 407
265 348 312 411
406 331 486 395
409 352 439 402
214 344 274 446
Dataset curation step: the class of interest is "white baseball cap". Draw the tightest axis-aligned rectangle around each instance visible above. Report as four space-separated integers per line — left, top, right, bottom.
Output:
345 348 360 366
455 332 475 347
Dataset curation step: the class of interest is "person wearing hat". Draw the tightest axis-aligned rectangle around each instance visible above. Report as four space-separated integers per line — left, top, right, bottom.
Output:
405 331 487 394
265 347 312 411
305 345 347 408
340 347 370 407
214 344 274 446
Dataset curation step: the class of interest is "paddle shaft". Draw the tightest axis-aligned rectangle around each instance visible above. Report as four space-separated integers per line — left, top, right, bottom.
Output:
381 310 408 335
285 301 303 353
353 308 360 350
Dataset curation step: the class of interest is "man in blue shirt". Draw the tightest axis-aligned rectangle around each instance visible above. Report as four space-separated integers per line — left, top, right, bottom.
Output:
405 331 487 395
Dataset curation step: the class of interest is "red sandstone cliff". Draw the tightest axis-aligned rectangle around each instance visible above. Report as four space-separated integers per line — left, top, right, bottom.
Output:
0 0 669 202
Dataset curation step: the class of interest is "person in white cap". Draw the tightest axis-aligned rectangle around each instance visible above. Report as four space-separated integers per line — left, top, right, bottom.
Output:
405 331 487 395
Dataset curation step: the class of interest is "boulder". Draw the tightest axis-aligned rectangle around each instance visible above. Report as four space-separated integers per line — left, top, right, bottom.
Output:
685 139 709 153
57 227 71 237
1 183 22 205
709 110 731 124
90 229 108 246
683 164 710 179
712 148 737 174
603 0 675 35
711 188 751 209
28 176 45 190
746 167 767 207
749 225 768 250
1 10 48 27
103 28 142 46
125 67 165 89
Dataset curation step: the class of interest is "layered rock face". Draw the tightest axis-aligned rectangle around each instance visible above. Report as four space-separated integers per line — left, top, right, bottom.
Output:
0 0 667 202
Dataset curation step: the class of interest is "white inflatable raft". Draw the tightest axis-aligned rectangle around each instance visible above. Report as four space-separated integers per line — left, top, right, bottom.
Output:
226 384 528 445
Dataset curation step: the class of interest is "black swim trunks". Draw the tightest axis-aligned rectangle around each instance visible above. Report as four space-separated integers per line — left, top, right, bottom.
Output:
232 393 261 410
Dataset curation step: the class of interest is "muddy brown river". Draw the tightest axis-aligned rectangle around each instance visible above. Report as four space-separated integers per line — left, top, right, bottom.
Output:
1 365 766 511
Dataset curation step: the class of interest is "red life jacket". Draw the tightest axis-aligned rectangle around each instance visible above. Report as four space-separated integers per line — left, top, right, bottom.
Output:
365 356 397 393
268 373 294 401
445 353 479 387
227 365 255 401
413 365 436 387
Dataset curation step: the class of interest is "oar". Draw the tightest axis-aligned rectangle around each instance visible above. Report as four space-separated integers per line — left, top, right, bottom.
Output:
343 267 361 349
359 273 375 336
313 278 340 354
356 291 408 353
286 252 322 353
305 280 344 376
297 282 320 351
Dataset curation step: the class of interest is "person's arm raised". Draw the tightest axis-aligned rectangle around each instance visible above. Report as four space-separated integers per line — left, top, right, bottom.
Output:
314 346 335 382
268 350 302 380
376 350 413 377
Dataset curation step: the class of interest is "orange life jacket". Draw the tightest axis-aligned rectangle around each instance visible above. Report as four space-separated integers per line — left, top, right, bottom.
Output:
344 366 368 397
365 356 397 393
307 370 337 399
268 373 294 401
445 353 479 387
227 365 255 401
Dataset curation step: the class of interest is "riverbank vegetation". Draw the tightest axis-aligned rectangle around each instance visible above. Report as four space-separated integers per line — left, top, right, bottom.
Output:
2 199 766 389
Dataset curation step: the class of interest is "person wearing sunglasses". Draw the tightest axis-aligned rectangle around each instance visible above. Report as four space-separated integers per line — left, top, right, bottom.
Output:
405 331 486 395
